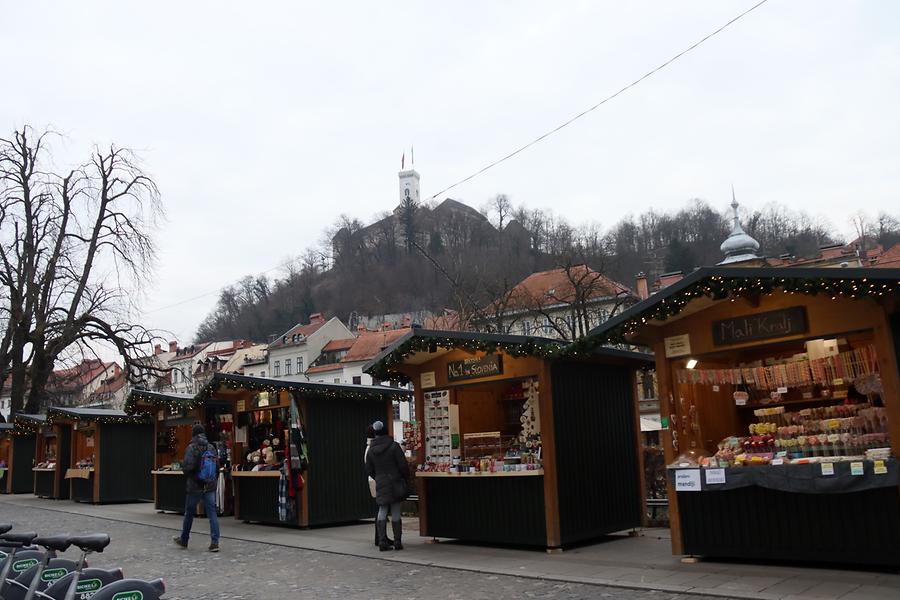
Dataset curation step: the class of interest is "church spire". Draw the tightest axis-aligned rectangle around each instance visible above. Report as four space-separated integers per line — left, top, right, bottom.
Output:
717 188 761 265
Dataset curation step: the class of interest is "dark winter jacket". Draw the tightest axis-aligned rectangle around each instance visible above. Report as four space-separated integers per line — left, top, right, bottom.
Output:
365 435 410 506
182 433 217 494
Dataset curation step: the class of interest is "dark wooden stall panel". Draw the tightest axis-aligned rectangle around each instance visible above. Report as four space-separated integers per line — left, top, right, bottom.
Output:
678 487 900 567
552 362 642 545
10 436 36 494
235 476 281 524
99 424 153 503
424 476 546 546
305 396 386 527
155 473 187 513
34 471 55 498
70 477 94 502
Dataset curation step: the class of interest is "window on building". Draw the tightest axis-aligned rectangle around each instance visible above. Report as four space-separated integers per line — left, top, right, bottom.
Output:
352 375 362 385
274 361 281 377
173 370 179 383
393 402 401 421
285 358 292 376
297 357 303 373
334 378 341 384
521 321 532 336
260 370 266 377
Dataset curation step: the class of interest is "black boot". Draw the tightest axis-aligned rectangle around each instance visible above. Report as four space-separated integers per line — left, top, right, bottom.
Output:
392 520 403 551
376 520 393 551
375 523 393 547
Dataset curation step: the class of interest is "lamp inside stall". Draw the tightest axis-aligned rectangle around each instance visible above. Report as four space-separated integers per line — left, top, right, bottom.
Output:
686 358 698 370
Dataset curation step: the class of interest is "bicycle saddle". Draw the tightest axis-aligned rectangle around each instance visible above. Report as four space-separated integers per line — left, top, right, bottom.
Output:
0 524 12 535
0 531 37 546
69 534 110 553
33 535 72 552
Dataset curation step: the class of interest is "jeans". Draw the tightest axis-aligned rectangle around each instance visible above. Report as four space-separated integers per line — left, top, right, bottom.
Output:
180 490 220 544
376 501 402 523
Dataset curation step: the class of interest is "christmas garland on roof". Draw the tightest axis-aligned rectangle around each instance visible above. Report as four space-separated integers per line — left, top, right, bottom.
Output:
197 376 411 403
46 407 150 426
569 274 900 355
366 333 567 383
11 414 45 436
124 390 200 415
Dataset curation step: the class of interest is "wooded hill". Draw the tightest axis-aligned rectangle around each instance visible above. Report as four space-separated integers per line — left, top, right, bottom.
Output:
195 197 900 343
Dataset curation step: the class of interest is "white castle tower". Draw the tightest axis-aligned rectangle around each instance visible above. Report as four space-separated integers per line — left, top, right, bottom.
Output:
399 168 420 205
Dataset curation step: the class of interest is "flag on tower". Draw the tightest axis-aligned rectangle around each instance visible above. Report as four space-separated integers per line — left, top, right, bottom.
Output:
411 145 414 166
401 152 405 170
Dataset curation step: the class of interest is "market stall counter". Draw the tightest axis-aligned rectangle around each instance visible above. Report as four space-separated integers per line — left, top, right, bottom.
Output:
583 266 900 567
364 329 653 549
124 389 204 513
2 415 42 494
46 407 153 504
32 413 70 499
196 372 409 528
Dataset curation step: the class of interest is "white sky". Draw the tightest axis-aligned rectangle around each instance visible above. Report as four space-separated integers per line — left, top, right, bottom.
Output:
3 1 899 344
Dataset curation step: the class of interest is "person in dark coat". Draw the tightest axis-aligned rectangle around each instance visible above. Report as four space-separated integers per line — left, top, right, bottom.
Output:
365 420 409 551
173 424 221 552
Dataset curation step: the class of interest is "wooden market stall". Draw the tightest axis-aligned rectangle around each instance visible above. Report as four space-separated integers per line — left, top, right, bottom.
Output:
196 372 409 528
124 389 201 513
6 415 41 494
46 407 153 504
364 329 653 549
33 412 70 499
0 423 12 492
583 266 900 567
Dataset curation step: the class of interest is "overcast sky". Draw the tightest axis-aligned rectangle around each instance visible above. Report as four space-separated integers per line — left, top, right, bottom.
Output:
3 1 898 344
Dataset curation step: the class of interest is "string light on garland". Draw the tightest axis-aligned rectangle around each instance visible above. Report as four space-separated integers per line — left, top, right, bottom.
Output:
124 390 199 416
46 407 150 426
569 273 900 355
196 374 412 404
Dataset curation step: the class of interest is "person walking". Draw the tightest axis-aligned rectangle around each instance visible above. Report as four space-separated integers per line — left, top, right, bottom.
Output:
173 424 221 552
365 420 409 551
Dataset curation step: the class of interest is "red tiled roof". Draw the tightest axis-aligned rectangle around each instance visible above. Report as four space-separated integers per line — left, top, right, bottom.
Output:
497 266 631 311
322 338 356 352
305 363 344 374
424 310 462 331
268 321 328 349
341 329 411 363
872 243 900 268
47 360 114 392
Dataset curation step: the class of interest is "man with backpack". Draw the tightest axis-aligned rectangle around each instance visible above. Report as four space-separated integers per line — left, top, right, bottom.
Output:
173 424 221 552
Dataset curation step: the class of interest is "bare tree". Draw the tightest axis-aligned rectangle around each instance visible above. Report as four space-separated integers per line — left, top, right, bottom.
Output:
0 126 163 414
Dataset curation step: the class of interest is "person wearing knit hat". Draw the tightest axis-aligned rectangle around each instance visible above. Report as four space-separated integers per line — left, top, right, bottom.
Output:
174 423 221 552
365 419 410 551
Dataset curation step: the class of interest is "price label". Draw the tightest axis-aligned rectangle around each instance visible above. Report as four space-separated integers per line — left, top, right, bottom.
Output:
777 386 788 394
850 462 864 476
675 469 702 492
712 385 720 392
821 462 835 476
874 460 888 475
705 468 726 485
833 378 844 386
734 396 747 406
776 451 787 458
771 458 784 466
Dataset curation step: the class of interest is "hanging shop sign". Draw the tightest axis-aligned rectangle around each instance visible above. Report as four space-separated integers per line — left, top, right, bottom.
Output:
664 334 692 358
447 355 503 382
712 306 807 347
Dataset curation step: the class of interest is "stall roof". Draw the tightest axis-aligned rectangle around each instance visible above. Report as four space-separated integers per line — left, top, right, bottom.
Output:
123 388 197 415
197 372 412 403
363 328 653 383
0 422 13 431
46 406 149 425
12 413 45 426
578 266 900 350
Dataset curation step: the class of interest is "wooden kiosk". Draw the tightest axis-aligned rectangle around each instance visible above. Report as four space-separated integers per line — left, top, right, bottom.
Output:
124 389 201 513
0 424 12 493
364 329 653 549
33 413 70 500
46 407 153 504
196 373 409 528
6 415 41 494
584 267 900 566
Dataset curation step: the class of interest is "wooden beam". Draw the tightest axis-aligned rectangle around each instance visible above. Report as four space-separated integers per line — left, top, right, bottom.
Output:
653 340 684 555
538 360 561 548
93 425 102 503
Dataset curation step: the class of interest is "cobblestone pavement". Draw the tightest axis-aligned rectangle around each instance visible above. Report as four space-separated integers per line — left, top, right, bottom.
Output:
0 503 738 600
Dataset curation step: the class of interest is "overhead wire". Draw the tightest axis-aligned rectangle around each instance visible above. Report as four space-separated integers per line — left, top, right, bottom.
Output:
427 0 771 200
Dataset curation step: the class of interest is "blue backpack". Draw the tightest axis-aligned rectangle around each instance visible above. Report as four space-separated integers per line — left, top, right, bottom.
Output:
197 447 218 484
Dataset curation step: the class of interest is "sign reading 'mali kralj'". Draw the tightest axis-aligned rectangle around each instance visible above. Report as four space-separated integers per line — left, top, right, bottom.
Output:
712 306 807 346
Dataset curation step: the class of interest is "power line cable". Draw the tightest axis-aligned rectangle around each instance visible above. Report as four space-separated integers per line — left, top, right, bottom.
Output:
427 0 771 200
142 0 769 317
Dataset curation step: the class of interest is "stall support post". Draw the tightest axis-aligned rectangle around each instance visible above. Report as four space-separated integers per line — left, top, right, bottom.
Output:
653 340 684 555
412 384 429 538
873 305 900 458
538 361 561 549
632 369 649 528
298 395 310 528
92 424 102 503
